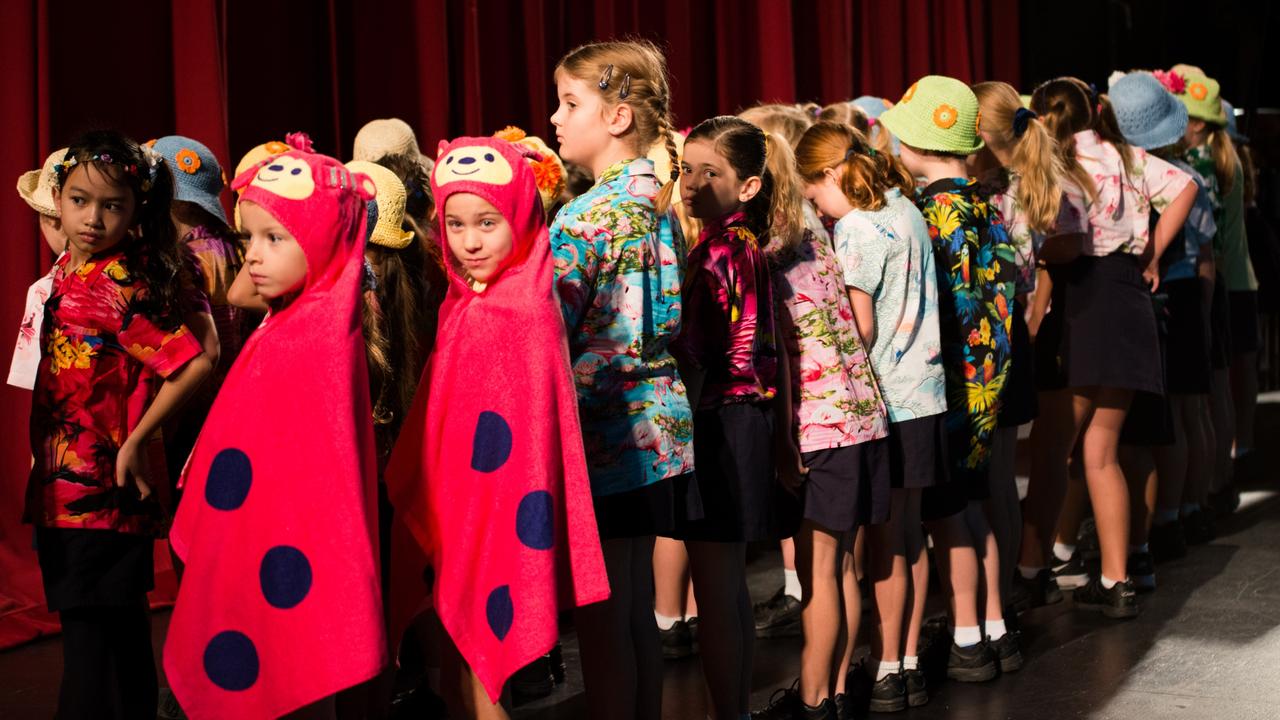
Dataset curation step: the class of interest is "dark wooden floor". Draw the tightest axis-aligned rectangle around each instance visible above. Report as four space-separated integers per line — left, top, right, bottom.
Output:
3 397 1280 719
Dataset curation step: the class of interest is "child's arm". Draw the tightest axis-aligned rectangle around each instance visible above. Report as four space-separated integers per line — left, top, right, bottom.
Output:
185 311 221 371
116 352 214 499
1145 183 1198 292
847 287 876 348
227 262 271 313
1028 269 1053 341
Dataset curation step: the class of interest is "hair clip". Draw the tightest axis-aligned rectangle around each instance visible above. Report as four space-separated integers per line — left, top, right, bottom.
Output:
1013 107 1039 138
598 64 614 90
618 73 632 100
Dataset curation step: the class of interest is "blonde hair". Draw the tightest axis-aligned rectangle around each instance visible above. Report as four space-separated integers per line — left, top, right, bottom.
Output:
1208 126 1240 196
817 102 872 135
795 121 914 212
555 40 680 212
973 81 1064 234
738 104 814 148
1031 77 1099 202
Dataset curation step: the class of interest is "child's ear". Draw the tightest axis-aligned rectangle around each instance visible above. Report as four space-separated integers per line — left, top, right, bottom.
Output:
738 175 763 204
605 103 635 138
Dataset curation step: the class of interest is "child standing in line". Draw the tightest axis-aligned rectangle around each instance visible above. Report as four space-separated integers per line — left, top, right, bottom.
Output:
10 148 68 390
164 151 385 720
1015 77 1196 619
970 81 1089 611
879 75 1020 680
674 115 794 720
752 122 892 720
797 120 945 712
26 132 213 719
549 40 694 720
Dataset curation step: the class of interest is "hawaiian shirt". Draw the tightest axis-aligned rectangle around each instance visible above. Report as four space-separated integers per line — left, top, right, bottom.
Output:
917 178 1016 482
675 210 778 409
768 228 887 452
1182 144 1257 291
9 265 57 390
836 189 947 423
1159 158 1217 283
551 157 695 497
185 225 249 386
26 252 202 535
1074 130 1192 257
985 171 1088 295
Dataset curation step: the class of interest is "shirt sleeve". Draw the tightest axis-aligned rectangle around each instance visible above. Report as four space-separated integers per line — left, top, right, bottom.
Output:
720 235 767 386
551 212 606 335
837 218 889 296
118 308 203 378
1140 152 1194 213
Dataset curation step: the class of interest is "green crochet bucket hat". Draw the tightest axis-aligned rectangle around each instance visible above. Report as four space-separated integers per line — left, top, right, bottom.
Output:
879 75 984 155
1174 72 1227 125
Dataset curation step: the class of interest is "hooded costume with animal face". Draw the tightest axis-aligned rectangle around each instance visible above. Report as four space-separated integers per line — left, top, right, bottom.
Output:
164 150 385 719
386 136 608 701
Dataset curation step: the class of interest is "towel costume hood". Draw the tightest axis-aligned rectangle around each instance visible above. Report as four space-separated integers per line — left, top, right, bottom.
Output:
386 136 609 701
164 151 385 719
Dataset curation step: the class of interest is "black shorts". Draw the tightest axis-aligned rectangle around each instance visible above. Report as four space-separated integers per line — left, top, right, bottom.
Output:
35 527 155 612
801 439 891 532
1162 278 1211 395
887 415 950 489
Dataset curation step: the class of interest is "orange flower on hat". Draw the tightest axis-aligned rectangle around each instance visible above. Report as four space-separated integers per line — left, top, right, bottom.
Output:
902 82 919 103
1188 82 1208 100
175 148 201 174
933 104 959 129
974 110 982 133
265 141 290 155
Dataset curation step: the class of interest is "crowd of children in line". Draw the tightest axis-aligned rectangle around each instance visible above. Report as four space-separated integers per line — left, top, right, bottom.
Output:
10 38 1266 720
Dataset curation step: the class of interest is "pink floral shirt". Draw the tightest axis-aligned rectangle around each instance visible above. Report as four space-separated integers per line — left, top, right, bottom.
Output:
768 230 888 452
1073 130 1192 257
986 172 1088 295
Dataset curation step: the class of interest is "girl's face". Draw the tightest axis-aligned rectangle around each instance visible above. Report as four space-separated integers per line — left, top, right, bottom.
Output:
53 164 137 260
550 73 626 171
679 139 760 220
803 169 855 220
240 200 308 300
443 193 514 287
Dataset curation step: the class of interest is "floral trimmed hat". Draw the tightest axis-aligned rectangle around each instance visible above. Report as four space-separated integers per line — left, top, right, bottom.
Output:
878 75 984 155
153 136 228 224
16 147 68 217
1172 71 1228 125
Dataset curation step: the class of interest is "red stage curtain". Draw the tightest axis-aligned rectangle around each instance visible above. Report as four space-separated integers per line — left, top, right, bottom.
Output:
0 0 1018 649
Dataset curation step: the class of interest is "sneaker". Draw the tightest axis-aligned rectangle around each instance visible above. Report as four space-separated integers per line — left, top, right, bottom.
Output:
550 641 566 684
1052 550 1091 590
832 692 858 720
903 668 928 707
659 619 695 660
867 673 906 713
988 631 1023 673
754 586 803 638
1183 508 1216 545
1150 520 1187 563
945 641 998 682
1073 576 1139 619
510 654 554 705
1010 569 1063 612
752 683 838 720
1128 552 1156 593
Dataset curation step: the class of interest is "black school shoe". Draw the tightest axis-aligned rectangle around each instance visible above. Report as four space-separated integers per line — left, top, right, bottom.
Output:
1150 520 1187 563
754 586 803 637
868 672 907 713
903 668 928 707
1128 551 1157 593
988 631 1024 673
946 640 998 682
1010 569 1063 612
659 619 695 660
1073 576 1139 619
510 654 555 704
1052 550 1091 590
752 684 839 720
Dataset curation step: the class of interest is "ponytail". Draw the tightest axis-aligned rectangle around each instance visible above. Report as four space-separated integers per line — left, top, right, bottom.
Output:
654 111 682 214
1093 94 1134 179
1208 126 1239 196
760 133 806 253
973 81 1063 234
795 121 913 213
1031 77 1099 202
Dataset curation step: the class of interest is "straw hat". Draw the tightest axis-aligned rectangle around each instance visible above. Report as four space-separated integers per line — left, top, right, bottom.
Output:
346 160 414 250
353 118 435 176
17 148 68 217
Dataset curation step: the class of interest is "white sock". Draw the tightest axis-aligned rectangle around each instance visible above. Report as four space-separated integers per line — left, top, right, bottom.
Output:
1017 565 1043 579
1100 574 1120 589
684 613 698 623
954 625 981 647
1129 543 1149 554
902 655 919 671
1052 542 1076 562
783 568 802 601
985 618 1007 641
654 611 680 631
875 660 901 681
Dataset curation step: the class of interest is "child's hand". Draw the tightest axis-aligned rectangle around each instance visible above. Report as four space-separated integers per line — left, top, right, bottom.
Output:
778 443 809 495
115 438 153 501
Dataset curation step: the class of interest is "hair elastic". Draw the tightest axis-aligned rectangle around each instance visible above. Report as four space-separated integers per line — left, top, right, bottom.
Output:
1013 107 1039 138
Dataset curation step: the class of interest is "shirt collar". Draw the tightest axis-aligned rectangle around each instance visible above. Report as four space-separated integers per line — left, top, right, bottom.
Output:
597 157 655 185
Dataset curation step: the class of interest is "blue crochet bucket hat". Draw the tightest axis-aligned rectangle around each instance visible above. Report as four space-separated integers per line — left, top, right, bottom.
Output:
1107 72 1188 150
152 135 228 224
